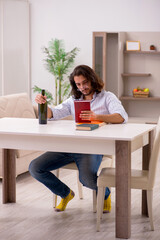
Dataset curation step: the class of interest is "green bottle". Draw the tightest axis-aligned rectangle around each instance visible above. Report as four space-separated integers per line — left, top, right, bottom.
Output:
38 89 47 124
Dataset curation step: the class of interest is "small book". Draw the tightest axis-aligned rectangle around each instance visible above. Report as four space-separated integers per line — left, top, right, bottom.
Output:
74 100 91 123
76 123 99 131
76 121 106 127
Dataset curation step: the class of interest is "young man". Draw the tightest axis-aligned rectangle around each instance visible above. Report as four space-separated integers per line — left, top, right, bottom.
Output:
29 65 128 212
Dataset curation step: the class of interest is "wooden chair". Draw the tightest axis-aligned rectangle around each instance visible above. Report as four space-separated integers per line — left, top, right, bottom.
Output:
96 118 160 231
53 155 114 212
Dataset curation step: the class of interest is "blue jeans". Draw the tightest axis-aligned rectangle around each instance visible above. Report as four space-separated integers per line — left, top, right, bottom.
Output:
29 152 110 199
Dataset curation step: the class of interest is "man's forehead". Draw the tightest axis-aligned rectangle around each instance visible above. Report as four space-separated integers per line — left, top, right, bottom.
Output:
74 76 87 82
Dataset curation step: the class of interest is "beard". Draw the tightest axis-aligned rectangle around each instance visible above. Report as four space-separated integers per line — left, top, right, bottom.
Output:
80 88 94 96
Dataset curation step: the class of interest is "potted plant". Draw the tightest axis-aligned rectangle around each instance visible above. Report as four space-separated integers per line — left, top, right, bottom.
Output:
33 39 79 105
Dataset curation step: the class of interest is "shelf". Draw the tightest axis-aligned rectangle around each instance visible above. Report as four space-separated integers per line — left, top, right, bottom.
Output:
120 96 160 101
121 73 151 77
124 50 160 55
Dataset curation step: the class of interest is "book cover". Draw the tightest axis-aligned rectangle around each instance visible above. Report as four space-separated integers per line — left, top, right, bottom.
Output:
76 123 99 131
74 100 91 123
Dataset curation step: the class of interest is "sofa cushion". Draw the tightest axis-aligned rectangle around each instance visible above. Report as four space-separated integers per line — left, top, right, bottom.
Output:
15 149 37 158
0 93 36 118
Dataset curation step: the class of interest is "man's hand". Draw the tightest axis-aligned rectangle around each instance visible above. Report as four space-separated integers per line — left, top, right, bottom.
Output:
35 94 53 119
35 93 47 104
80 111 97 121
80 111 124 123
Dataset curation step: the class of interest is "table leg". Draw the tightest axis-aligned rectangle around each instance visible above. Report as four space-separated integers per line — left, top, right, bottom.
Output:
142 130 154 216
2 149 16 203
116 141 131 239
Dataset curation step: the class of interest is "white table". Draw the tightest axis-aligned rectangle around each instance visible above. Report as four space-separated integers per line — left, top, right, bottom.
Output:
0 117 156 239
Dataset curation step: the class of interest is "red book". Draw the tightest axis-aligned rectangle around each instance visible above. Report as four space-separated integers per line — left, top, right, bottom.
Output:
74 100 91 123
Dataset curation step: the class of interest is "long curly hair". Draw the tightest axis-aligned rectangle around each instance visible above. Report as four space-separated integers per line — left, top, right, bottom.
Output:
69 65 104 99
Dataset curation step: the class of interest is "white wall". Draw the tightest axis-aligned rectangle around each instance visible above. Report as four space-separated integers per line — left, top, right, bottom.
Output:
0 0 30 96
29 0 160 102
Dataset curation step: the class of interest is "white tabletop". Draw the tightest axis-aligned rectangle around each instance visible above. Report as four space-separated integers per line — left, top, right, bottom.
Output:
0 117 156 155
0 117 156 141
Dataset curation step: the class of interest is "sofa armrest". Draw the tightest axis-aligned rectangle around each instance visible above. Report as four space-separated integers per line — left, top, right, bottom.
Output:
33 105 38 118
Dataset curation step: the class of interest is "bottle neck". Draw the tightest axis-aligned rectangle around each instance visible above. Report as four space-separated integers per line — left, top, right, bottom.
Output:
41 89 45 96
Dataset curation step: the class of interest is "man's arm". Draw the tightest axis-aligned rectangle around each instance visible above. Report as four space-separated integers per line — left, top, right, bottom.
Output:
95 113 124 123
80 111 124 124
47 107 53 119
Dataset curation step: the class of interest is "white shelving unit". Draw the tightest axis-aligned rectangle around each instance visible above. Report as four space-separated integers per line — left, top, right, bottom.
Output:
92 32 160 123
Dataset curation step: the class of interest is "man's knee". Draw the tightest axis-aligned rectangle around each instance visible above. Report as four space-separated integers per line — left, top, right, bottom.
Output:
79 173 97 190
29 159 40 177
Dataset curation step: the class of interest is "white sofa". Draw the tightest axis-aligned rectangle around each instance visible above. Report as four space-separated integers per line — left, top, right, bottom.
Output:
0 92 43 177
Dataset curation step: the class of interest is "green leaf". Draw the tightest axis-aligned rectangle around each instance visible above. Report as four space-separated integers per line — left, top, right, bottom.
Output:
36 38 80 105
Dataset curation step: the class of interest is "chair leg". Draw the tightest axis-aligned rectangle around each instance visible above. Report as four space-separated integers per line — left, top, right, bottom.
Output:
93 190 97 213
100 187 106 219
53 169 59 208
147 190 154 231
77 171 83 199
96 186 104 232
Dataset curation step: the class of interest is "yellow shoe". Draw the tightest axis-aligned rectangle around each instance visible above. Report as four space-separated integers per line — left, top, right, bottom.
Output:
103 194 111 213
55 190 75 212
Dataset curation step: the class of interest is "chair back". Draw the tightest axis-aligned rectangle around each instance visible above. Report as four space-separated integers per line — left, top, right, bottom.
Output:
148 117 160 188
